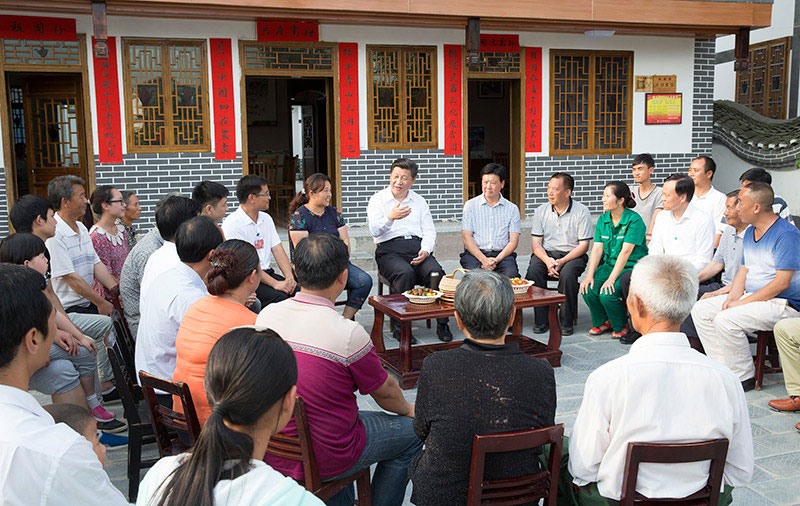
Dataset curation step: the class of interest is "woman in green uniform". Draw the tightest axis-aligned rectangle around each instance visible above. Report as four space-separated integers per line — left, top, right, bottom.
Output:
580 181 648 338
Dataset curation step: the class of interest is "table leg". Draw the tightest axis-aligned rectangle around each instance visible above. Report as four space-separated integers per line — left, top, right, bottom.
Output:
400 321 413 372
370 307 386 354
547 303 562 353
510 307 523 338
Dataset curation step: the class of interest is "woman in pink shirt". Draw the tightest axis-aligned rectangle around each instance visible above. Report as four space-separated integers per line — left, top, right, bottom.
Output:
89 186 129 302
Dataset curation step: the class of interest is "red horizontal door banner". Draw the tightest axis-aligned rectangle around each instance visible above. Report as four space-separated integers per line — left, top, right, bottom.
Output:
92 37 123 164
339 43 360 159
257 20 319 42
480 34 520 53
443 44 462 156
210 38 237 161
525 47 543 153
0 15 77 41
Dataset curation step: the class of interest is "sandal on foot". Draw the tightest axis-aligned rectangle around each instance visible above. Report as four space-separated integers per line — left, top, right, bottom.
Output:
611 325 631 339
589 321 612 335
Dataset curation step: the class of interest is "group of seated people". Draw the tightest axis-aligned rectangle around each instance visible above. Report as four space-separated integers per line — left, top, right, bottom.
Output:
0 152 798 506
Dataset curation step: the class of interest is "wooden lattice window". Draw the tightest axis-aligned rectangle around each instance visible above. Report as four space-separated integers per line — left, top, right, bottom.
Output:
736 37 790 119
367 46 437 149
122 38 209 152
550 50 632 155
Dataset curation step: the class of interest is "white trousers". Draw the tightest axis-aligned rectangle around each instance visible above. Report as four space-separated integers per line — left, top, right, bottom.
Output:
691 294 799 381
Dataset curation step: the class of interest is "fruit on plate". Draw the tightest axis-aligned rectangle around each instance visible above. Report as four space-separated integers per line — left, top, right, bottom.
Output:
509 277 529 285
408 287 438 296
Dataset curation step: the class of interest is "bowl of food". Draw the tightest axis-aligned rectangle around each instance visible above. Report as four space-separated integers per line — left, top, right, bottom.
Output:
403 287 442 304
509 277 533 294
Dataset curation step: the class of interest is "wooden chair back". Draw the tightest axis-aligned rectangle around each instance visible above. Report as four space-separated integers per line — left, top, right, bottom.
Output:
266 397 371 504
467 424 564 506
620 439 729 505
138 371 202 457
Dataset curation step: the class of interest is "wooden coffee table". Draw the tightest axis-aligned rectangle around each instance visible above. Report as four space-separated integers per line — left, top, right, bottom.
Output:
368 287 567 389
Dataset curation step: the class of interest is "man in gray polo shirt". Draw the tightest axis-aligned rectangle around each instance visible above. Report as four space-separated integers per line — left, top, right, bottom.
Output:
527 173 592 336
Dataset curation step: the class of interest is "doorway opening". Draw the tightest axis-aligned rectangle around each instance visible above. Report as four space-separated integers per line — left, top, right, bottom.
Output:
245 76 333 224
4 72 89 199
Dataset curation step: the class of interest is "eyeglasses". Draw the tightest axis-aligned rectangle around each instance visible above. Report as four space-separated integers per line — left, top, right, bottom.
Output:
255 192 271 198
107 199 126 205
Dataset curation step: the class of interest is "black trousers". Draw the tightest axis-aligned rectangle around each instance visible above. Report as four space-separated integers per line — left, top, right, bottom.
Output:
459 250 520 278
256 269 299 308
65 302 99 314
526 251 588 327
376 237 448 325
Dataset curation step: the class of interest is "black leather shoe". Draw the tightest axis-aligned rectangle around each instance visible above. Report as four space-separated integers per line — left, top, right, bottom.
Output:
741 378 756 392
437 323 453 342
391 323 416 345
561 326 574 336
533 324 549 334
620 330 641 345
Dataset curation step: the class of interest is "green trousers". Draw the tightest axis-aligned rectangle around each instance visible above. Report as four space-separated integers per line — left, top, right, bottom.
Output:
541 438 734 506
582 263 629 332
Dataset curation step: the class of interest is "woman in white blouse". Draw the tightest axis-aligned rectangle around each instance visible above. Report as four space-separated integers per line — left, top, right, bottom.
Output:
136 327 323 506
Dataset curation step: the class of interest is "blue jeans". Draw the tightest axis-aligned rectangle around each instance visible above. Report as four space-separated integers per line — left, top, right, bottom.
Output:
325 411 422 506
345 263 373 310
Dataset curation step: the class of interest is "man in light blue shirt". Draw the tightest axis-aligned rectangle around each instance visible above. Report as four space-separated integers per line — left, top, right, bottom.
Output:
460 164 521 278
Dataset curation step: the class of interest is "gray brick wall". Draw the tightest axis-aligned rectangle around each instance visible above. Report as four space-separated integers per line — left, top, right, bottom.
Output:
341 149 463 224
693 38 715 154
524 153 695 215
94 152 244 230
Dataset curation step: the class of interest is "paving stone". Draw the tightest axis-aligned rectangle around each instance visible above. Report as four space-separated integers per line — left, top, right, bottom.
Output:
751 476 800 505
754 450 800 477
731 486 777 505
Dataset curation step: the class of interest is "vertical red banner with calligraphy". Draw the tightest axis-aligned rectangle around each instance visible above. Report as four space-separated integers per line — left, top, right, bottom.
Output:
525 47 543 153
210 39 236 161
338 43 360 158
443 45 462 156
92 37 122 164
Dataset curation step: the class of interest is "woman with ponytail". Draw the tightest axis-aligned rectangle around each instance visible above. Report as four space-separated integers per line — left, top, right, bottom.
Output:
288 173 373 320
171 240 260 425
137 327 323 506
579 181 648 338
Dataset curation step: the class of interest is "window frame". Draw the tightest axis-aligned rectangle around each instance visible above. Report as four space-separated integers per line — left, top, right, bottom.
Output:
549 49 633 156
121 37 211 153
366 45 438 150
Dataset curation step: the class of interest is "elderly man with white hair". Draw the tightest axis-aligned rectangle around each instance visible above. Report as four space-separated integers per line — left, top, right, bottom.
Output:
565 255 753 505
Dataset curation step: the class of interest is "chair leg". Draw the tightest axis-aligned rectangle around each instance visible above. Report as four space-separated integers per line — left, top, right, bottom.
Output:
127 426 142 502
427 319 431 329
355 470 372 506
754 331 768 390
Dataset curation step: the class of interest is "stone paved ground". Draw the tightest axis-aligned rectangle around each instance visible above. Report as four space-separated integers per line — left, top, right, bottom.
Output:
39 257 800 505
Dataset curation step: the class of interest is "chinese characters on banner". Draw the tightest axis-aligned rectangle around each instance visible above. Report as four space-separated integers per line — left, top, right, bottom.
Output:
525 47 543 152
0 15 77 41
480 34 520 53
257 20 318 42
210 39 236 161
92 37 122 164
443 45 462 156
338 43 360 158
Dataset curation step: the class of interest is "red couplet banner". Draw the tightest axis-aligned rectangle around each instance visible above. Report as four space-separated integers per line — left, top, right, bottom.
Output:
92 37 123 164
480 34 520 53
443 45 462 156
257 20 319 42
338 43 360 159
210 38 236 161
0 15 77 41
525 47 543 153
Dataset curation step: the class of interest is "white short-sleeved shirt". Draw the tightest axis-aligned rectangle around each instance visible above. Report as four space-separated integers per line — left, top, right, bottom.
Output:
0 385 131 506
137 454 323 506
46 213 101 308
691 186 727 235
135 262 208 386
530 199 593 253
649 204 716 273
140 241 179 302
222 207 282 270
461 194 521 251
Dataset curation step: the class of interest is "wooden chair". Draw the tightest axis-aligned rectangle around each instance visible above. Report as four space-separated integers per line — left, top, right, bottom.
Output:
466 424 564 506
138 371 202 457
492 151 510 169
107 342 157 501
754 330 782 390
275 155 297 219
377 273 431 328
267 397 371 504
250 156 281 215
619 439 729 505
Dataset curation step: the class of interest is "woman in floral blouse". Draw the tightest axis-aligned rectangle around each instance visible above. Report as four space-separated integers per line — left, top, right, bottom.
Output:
288 173 373 319
89 185 130 303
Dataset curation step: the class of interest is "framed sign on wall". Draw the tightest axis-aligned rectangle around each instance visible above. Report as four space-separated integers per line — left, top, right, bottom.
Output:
645 93 682 125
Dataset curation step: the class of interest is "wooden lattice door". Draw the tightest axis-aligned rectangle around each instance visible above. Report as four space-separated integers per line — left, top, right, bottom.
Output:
736 37 791 119
22 75 87 197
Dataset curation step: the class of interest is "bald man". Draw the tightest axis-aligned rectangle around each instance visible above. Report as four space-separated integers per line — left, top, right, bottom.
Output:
691 182 800 390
